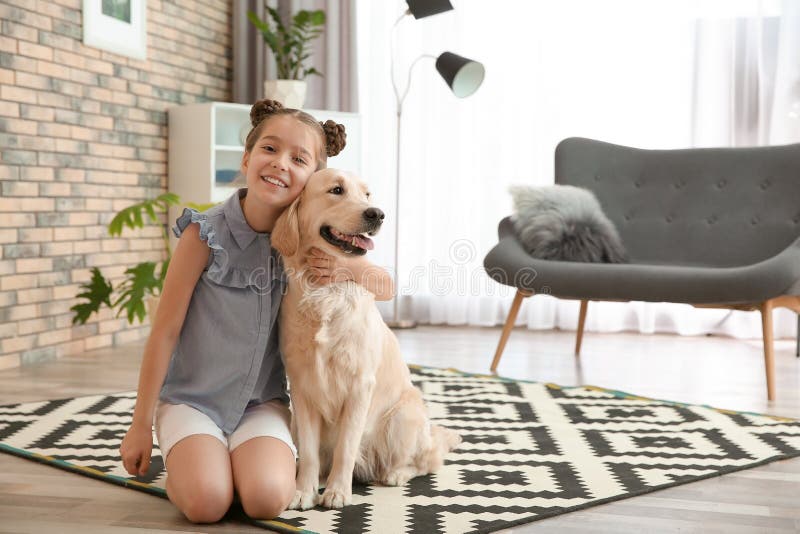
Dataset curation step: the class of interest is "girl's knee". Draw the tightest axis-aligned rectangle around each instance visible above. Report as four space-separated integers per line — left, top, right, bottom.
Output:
168 478 233 523
239 476 296 519
164 434 233 523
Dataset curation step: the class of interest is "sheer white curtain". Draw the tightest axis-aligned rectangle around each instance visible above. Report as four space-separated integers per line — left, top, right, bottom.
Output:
356 0 800 339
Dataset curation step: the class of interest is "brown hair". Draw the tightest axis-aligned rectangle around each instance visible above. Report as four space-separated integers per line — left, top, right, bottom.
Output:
244 99 347 170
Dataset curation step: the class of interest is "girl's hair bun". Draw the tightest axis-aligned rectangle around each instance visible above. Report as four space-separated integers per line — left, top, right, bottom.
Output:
250 99 284 128
320 120 347 157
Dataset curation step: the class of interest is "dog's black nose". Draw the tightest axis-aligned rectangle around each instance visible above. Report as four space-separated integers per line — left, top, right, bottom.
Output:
363 208 385 222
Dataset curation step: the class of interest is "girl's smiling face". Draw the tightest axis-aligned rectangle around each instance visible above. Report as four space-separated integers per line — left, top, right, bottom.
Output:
241 115 321 209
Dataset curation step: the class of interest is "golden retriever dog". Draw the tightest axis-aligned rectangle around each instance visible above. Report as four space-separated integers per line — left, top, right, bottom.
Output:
272 168 461 510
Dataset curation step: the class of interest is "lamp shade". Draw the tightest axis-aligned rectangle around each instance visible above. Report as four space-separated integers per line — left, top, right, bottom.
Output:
405 0 453 19
435 52 485 98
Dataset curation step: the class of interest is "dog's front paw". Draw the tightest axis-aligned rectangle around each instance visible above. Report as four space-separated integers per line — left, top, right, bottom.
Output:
289 488 319 510
320 486 351 509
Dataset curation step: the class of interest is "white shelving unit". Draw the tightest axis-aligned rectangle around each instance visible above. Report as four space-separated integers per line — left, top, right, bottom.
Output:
167 101 362 246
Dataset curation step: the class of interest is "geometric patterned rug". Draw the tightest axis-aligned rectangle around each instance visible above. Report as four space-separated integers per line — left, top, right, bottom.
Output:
2 365 800 534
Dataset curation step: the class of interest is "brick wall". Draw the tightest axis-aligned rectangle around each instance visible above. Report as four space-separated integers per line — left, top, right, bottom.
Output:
0 0 231 369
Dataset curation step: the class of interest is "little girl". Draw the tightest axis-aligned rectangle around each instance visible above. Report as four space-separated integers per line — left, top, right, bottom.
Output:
120 99 394 523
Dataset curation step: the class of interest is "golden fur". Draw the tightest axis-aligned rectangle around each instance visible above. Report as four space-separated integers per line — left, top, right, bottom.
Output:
272 168 461 510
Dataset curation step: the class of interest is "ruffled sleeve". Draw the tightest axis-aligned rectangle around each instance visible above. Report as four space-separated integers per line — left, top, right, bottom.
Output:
172 206 248 287
172 208 227 274
173 208 219 246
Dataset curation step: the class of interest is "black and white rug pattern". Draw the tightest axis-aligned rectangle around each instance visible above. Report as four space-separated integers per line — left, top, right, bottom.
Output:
2 365 800 534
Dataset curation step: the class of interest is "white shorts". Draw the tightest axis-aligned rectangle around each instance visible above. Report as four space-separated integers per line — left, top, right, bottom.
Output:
154 399 297 462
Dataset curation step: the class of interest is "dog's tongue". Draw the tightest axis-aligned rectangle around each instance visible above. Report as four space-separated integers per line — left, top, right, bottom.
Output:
331 228 375 251
353 234 374 250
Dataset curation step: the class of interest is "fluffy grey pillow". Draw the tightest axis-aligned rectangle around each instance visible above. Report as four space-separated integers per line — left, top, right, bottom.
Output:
509 184 628 263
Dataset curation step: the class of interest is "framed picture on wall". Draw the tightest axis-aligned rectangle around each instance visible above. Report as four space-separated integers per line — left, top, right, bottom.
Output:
82 0 147 60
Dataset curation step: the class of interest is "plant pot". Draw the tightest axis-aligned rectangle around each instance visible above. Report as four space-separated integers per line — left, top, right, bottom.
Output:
146 295 160 324
263 80 307 109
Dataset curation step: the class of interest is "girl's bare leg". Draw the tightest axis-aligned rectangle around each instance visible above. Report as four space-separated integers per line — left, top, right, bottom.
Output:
232 436 296 519
165 434 234 523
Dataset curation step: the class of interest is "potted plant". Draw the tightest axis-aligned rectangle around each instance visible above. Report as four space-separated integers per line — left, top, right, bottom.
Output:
71 194 213 326
248 6 326 108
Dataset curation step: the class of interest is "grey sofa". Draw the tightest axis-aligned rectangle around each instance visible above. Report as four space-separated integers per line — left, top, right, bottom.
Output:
484 137 800 400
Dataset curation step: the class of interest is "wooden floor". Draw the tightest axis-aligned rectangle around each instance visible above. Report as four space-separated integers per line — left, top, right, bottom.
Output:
1 325 799 533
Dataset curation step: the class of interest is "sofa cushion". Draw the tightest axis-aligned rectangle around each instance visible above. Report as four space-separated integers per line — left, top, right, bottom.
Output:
509 184 628 263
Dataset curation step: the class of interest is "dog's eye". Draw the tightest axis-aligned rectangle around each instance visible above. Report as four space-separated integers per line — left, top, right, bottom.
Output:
329 186 344 195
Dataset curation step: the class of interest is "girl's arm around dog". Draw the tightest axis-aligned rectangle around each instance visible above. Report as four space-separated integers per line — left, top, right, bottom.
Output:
306 246 395 301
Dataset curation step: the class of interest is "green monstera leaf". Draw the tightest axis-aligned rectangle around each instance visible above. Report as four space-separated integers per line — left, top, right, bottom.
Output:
107 193 181 237
113 262 166 324
71 268 114 325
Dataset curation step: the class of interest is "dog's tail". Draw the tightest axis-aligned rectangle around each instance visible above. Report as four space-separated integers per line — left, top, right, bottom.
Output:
432 424 461 453
417 424 461 474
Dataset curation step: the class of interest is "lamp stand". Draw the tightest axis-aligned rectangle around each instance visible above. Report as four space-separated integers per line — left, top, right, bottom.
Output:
387 10 427 329
386 93 416 329
385 4 483 328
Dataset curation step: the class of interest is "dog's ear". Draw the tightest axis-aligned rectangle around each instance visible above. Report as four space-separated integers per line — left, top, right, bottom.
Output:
272 196 301 258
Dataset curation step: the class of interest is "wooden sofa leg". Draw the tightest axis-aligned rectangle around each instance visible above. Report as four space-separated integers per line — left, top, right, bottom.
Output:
575 300 589 356
490 289 531 372
760 300 776 401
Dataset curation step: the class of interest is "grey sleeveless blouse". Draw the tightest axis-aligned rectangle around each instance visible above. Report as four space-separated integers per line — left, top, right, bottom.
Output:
159 188 289 434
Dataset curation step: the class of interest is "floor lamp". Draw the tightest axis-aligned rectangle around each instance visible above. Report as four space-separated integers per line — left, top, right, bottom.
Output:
388 0 486 328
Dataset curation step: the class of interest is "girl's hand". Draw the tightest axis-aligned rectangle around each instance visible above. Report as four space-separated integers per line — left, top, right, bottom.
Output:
120 422 154 477
305 246 395 300
306 246 358 285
